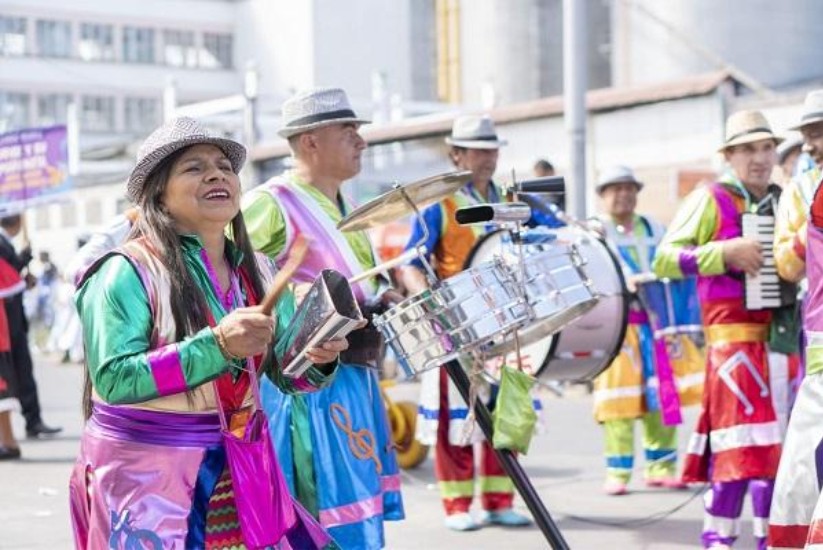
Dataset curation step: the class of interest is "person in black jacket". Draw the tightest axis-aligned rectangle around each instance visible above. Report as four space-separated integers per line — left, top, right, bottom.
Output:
0 215 61 438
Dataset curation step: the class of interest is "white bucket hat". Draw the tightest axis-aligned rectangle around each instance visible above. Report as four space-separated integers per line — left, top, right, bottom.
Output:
789 90 823 131
127 117 246 202
719 110 783 152
596 165 643 194
278 87 371 138
777 134 804 164
445 115 508 149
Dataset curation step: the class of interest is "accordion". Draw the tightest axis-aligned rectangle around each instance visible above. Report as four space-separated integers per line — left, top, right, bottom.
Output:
741 213 796 310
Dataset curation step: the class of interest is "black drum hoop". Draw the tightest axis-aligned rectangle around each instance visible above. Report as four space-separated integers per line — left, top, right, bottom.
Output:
584 233 630 381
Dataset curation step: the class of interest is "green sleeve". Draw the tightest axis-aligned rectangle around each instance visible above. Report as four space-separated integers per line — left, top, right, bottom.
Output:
242 191 287 259
76 255 229 404
652 187 727 279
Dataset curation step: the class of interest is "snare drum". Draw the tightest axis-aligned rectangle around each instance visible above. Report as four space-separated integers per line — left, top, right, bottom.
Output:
467 228 598 354
490 227 629 382
374 259 531 378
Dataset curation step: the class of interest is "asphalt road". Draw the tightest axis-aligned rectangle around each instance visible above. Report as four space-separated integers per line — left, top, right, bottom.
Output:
0 353 759 549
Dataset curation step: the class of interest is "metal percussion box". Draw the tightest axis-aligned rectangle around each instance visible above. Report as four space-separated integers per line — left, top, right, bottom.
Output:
276 269 367 378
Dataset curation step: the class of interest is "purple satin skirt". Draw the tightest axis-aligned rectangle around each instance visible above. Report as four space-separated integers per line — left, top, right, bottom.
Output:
69 401 333 550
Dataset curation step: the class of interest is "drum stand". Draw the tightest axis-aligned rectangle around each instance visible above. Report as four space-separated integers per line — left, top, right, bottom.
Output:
401 191 571 550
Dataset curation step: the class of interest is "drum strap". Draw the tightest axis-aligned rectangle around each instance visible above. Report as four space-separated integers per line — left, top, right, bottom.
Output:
612 215 656 275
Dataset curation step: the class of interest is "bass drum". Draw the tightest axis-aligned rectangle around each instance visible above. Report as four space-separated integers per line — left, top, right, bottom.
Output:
468 226 628 382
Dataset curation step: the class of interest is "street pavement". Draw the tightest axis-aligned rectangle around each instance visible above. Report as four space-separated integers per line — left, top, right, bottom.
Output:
0 353 761 549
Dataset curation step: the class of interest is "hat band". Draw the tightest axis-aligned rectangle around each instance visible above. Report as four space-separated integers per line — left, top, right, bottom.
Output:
725 127 773 143
285 109 357 128
801 111 823 123
451 134 499 142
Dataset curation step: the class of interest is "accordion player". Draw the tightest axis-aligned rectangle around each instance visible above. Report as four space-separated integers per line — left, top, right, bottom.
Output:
742 191 798 310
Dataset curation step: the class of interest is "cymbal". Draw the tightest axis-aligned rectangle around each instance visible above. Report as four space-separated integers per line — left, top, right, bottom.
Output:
337 170 472 232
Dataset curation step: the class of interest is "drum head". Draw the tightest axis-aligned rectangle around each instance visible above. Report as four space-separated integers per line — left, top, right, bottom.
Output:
544 227 628 381
467 227 628 382
466 230 560 379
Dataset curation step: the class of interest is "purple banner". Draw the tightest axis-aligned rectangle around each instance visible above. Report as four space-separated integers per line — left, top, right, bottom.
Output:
0 125 72 213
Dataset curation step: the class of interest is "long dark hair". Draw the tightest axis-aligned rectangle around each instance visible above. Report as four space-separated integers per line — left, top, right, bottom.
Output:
82 145 264 418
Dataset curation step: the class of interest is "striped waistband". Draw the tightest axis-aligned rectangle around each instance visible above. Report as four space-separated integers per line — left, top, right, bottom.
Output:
705 324 768 346
88 400 223 447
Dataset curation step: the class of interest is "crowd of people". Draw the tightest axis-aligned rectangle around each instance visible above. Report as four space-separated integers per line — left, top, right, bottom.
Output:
1 83 823 549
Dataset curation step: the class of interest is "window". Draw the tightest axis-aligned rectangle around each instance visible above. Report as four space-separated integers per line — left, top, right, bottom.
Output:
0 91 30 132
34 206 51 230
79 23 114 61
37 93 72 126
200 32 233 69
163 29 196 67
124 97 159 132
123 26 155 63
81 95 115 132
85 198 102 225
0 16 27 56
61 202 76 228
36 19 72 58
115 197 132 213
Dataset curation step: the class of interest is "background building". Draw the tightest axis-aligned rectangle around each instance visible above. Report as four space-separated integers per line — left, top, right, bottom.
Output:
2 0 822 268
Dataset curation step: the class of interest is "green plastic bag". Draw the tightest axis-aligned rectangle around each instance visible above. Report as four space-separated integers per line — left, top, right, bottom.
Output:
492 366 538 454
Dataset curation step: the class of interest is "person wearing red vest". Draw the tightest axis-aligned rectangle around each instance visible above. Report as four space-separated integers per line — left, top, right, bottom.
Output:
0 257 25 459
399 114 532 532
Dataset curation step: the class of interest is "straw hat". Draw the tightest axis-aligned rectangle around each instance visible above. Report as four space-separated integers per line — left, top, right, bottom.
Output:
278 87 370 138
595 165 643 194
789 90 823 131
445 115 508 149
127 117 246 202
718 110 783 152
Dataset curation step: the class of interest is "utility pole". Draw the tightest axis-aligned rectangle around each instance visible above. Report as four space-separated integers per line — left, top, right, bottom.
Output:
563 0 588 219
243 61 260 190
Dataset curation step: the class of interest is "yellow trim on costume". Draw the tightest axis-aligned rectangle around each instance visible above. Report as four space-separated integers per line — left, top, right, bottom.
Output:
438 479 475 499
705 324 767 346
479 475 514 494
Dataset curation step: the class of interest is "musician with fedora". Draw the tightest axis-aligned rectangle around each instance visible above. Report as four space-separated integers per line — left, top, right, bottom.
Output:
399 114 533 532
591 165 703 497
654 110 786 549
769 89 823 549
242 87 404 550
774 89 823 286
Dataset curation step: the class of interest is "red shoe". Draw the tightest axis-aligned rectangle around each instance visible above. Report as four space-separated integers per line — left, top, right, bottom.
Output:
603 479 628 496
645 476 687 490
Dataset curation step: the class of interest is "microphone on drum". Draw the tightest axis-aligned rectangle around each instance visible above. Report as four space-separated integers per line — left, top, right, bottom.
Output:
455 202 532 226
514 175 565 195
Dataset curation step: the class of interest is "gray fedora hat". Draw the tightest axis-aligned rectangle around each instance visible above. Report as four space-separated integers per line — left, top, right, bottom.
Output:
789 90 823 131
596 165 643 194
278 87 371 138
127 117 246 202
445 114 508 149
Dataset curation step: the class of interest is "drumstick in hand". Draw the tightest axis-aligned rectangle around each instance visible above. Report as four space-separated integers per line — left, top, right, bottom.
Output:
260 234 310 316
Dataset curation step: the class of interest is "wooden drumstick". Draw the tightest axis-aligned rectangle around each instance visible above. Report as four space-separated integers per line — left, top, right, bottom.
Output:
260 234 310 315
